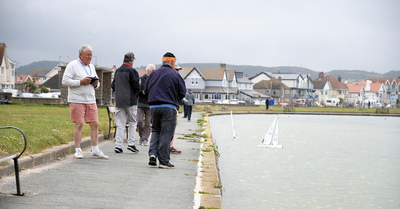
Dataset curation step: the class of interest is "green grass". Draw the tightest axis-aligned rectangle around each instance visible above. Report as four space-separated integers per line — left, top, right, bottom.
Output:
0 104 109 156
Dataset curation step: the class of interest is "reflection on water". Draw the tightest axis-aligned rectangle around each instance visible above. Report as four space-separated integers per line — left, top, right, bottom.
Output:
209 114 400 209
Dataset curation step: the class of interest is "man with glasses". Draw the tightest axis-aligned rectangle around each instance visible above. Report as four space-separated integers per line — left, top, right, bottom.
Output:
62 44 108 159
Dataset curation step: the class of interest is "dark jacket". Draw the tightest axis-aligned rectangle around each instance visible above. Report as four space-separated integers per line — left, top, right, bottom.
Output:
111 63 140 108
144 64 186 108
137 74 149 108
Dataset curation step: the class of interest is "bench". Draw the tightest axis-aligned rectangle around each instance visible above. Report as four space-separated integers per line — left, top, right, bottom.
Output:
106 106 129 139
0 126 27 196
284 105 295 112
376 108 389 114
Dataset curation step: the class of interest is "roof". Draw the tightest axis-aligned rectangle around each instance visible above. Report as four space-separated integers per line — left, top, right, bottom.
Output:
314 74 348 90
346 83 364 93
249 72 273 80
14 74 33 83
311 80 329 89
253 78 291 90
25 69 52 77
367 78 400 84
369 83 383 93
271 73 300 80
240 89 269 98
236 76 253 84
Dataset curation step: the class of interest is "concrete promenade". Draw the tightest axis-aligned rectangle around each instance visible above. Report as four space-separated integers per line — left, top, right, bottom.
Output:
0 111 221 209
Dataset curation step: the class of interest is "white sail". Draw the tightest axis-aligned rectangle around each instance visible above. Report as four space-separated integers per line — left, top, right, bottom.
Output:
231 111 237 139
262 116 277 145
272 120 279 145
258 115 283 149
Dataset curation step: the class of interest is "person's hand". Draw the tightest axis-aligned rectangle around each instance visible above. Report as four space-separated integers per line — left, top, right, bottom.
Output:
92 79 99 87
142 90 145 95
80 77 91 85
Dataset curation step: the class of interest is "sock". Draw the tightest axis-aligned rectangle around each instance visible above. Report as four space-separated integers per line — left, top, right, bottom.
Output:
92 146 99 152
75 147 81 152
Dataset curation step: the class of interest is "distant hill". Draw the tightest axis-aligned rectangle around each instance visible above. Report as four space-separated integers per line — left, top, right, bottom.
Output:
16 61 59 74
326 70 400 83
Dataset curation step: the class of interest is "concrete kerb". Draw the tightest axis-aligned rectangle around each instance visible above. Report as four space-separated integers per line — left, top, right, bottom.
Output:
0 134 105 177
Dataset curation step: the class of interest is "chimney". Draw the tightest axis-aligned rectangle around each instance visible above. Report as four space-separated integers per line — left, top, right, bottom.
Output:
338 75 342 83
318 72 324 79
220 63 226 69
278 70 281 74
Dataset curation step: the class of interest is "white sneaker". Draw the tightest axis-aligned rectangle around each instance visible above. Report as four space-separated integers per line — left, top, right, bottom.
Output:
142 140 148 146
91 150 109 159
74 150 83 159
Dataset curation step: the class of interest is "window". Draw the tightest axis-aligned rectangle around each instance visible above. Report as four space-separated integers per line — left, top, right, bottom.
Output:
191 78 198 85
205 94 209 99
285 90 289 94
338 90 342 94
1 67 4 75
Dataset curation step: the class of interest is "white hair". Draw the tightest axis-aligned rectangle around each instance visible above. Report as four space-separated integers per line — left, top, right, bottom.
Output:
145 64 156 73
79 44 92 55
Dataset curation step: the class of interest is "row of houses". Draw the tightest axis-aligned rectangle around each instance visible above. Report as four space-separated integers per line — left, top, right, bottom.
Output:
1 42 399 106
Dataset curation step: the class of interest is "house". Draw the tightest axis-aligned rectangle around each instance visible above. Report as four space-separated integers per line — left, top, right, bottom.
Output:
250 71 314 103
346 80 386 104
367 77 400 101
14 74 36 92
345 82 365 104
311 80 333 104
314 72 348 101
253 77 291 104
25 68 52 84
236 71 268 100
0 42 16 89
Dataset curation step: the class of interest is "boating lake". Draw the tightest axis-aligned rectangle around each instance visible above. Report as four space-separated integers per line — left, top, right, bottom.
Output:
208 114 400 209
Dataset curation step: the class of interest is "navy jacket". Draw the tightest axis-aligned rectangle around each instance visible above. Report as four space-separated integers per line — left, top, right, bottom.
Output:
144 64 186 108
111 63 140 108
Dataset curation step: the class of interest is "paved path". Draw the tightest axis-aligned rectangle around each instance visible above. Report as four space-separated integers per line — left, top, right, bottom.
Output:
0 112 204 209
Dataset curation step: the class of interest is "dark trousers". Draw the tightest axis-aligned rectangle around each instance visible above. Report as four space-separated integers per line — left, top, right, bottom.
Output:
185 105 193 120
137 107 151 141
266 104 269 109
148 107 177 164
183 105 188 117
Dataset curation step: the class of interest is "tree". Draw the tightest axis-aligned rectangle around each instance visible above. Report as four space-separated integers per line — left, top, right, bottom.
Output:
41 86 50 93
24 77 38 93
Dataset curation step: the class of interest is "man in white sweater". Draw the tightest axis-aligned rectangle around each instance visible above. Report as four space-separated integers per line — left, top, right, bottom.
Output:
62 44 108 159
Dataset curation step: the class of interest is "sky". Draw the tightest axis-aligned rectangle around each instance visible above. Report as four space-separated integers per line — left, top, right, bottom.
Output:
1 0 399 73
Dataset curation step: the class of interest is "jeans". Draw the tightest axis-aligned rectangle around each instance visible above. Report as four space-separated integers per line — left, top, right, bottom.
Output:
115 105 137 148
148 107 177 164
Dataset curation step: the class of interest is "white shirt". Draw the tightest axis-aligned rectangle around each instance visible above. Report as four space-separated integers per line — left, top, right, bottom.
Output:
62 59 100 104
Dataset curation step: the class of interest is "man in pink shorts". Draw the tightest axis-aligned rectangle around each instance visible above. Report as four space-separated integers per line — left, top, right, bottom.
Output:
62 44 108 159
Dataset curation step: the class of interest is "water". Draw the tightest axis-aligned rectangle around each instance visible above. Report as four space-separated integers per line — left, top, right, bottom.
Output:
209 114 400 209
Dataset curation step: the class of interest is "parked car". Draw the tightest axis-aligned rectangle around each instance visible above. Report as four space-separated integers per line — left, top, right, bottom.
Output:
21 92 40 97
211 100 222 104
229 99 242 104
222 100 230 104
0 89 22 97
375 103 383 108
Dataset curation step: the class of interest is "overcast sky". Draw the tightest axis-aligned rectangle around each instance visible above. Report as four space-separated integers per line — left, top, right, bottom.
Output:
1 0 399 73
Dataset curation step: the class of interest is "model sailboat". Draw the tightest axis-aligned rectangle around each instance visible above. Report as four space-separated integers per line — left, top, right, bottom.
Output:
231 111 237 139
257 115 283 148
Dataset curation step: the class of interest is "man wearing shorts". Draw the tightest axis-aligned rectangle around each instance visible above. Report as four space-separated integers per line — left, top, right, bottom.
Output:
62 44 108 159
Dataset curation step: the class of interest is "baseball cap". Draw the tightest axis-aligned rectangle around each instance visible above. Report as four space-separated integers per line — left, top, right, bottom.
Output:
124 51 135 59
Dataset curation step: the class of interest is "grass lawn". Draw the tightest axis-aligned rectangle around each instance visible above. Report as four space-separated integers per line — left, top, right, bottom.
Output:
0 104 109 157
1 103 399 157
